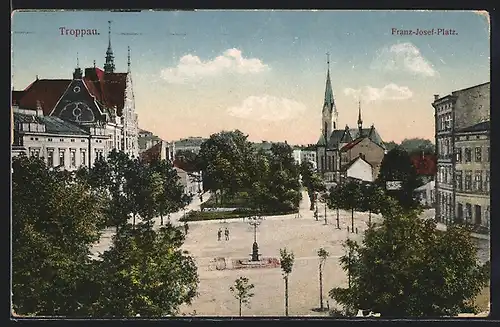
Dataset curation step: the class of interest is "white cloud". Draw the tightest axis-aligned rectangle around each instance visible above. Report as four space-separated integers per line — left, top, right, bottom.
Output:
227 95 306 121
344 84 413 102
371 42 437 77
161 48 269 83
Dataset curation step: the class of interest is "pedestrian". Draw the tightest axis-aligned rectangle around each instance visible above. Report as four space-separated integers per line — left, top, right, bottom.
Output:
217 228 222 241
224 227 229 241
184 222 189 235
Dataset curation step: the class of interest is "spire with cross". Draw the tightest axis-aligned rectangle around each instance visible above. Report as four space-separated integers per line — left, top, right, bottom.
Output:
357 99 363 133
323 51 335 112
104 20 115 73
73 52 83 79
127 46 131 72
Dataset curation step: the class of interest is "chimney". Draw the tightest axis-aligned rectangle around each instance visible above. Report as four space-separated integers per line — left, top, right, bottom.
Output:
36 100 43 116
434 94 440 101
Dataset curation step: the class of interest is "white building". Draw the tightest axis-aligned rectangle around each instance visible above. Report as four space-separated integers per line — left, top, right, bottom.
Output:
340 155 374 183
174 167 199 195
12 106 108 170
292 148 302 165
301 150 317 170
415 180 436 208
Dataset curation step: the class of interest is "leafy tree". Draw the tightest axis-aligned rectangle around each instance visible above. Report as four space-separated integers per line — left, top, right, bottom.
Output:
384 141 399 152
174 149 200 172
149 158 192 225
229 277 255 316
339 180 363 232
360 183 388 225
93 222 199 317
329 201 489 317
400 138 435 154
280 248 295 316
12 155 105 316
317 248 330 311
300 161 325 210
376 147 421 210
198 130 254 204
327 185 342 229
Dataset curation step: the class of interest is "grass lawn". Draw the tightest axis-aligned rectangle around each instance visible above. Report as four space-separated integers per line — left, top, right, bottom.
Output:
201 192 250 209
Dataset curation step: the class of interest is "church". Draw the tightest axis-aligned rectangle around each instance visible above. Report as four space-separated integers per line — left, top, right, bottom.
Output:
316 56 386 184
11 22 139 168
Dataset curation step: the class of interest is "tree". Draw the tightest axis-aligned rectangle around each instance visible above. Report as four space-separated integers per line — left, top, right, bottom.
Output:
229 277 255 316
384 141 399 152
340 180 363 232
327 185 342 229
93 222 199 317
329 201 489 317
400 138 435 154
360 183 388 225
149 158 192 225
174 149 200 172
280 248 295 316
317 248 330 311
300 161 326 210
376 147 421 210
12 155 105 316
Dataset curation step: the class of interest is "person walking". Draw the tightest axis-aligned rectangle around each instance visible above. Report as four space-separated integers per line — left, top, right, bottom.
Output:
217 228 222 241
184 222 189 235
224 227 230 241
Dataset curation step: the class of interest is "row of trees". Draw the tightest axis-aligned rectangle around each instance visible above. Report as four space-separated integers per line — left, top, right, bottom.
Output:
197 130 302 213
12 153 199 317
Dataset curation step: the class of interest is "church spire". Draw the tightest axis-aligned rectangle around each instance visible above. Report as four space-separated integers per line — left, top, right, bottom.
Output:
323 52 335 111
357 100 363 134
127 46 131 72
104 20 115 73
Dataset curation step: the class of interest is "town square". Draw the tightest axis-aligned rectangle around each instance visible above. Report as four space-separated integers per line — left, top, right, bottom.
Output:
11 10 490 318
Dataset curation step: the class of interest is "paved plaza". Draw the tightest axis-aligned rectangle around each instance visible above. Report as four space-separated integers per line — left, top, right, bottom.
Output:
90 191 489 316
91 191 384 316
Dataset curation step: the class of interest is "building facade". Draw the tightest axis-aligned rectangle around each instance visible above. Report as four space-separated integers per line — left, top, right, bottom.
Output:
316 56 386 184
433 82 490 230
12 106 108 170
340 136 385 180
11 22 139 168
340 155 374 183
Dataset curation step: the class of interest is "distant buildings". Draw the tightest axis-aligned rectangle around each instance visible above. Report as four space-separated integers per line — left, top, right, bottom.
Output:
174 137 207 154
433 82 490 231
138 129 175 161
315 56 386 185
415 180 436 208
292 145 317 169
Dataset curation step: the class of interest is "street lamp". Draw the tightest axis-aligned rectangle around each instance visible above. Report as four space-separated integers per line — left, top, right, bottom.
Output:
248 215 264 261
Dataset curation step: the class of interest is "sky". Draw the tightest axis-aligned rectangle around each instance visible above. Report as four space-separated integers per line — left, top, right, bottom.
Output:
12 10 490 145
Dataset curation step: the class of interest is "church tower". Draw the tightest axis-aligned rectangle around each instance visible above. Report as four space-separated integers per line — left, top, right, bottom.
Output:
357 100 363 136
321 52 338 141
123 46 139 158
104 21 115 73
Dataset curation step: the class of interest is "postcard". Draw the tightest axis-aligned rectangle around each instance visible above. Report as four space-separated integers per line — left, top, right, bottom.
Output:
11 9 490 318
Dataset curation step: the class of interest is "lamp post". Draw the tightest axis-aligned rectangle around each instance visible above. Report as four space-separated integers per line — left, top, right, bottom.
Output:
248 215 263 261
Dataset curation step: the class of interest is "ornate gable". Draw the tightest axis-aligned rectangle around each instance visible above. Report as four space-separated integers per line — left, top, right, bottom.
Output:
50 79 106 124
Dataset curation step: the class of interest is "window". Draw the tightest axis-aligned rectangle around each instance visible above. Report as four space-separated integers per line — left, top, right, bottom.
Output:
445 139 450 155
71 139 75 142
47 149 54 167
455 170 463 190
464 148 472 163
474 171 483 191
486 146 490 162
70 150 76 167
456 148 462 162
59 150 65 167
29 148 40 158
81 150 86 166
443 168 448 184
48 138 53 142
475 205 482 225
457 203 464 222
464 170 472 191
60 138 64 142
475 147 482 162
484 171 490 190
465 204 472 223
445 113 452 130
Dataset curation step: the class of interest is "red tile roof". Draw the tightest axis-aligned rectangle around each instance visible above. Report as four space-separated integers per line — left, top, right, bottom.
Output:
15 79 71 115
12 68 128 116
410 154 437 176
